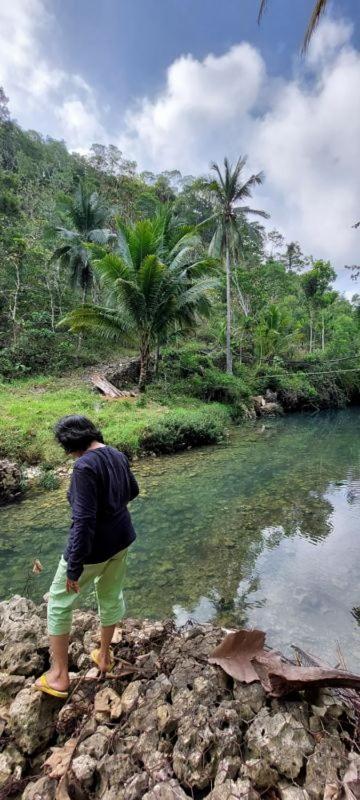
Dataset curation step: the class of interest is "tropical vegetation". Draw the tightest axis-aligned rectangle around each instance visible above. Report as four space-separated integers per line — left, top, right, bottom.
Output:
1 85 360 466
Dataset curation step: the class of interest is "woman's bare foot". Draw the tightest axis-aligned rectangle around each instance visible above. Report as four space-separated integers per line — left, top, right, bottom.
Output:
35 668 69 693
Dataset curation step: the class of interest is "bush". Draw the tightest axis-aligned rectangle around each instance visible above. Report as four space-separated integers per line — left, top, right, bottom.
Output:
139 407 229 454
39 468 60 491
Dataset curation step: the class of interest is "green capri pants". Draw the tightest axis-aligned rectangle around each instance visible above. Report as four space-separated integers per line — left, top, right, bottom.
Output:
47 548 129 635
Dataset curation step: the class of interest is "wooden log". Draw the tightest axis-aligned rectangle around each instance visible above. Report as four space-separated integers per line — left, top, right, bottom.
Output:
90 374 134 398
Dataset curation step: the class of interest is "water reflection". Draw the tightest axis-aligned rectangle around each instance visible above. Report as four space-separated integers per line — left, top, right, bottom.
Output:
1 409 360 669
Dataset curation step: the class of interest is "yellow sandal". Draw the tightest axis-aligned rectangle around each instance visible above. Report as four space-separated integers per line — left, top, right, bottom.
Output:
34 673 68 699
91 648 115 673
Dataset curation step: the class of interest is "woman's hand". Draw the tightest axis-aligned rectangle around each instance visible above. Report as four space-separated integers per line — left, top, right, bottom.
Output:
66 578 80 593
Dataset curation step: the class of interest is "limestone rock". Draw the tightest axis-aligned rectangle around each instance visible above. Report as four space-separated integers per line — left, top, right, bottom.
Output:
242 758 279 789
0 744 25 787
143 780 188 800
22 776 57 800
123 771 149 800
215 757 243 785
9 686 59 754
207 778 259 799
304 738 347 799
121 679 143 714
233 682 266 721
0 595 46 644
245 710 314 779
0 642 45 676
278 784 310 800
0 671 25 703
156 702 176 734
78 729 111 760
173 703 240 789
71 754 97 788
94 687 122 722
0 458 22 504
98 753 136 796
0 596 47 676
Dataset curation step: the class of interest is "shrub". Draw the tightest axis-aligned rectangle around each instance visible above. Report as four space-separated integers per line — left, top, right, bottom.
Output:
139 407 228 454
39 468 60 491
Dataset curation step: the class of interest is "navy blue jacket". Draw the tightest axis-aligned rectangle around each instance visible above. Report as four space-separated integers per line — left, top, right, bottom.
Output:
64 446 139 580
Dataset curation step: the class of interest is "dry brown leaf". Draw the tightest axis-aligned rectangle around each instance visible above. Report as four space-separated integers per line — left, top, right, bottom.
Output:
324 783 341 799
209 629 360 697
32 559 43 574
44 738 78 779
55 774 71 800
209 629 267 683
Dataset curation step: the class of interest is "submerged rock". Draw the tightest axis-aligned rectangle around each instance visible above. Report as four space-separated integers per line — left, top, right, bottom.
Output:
0 458 22 504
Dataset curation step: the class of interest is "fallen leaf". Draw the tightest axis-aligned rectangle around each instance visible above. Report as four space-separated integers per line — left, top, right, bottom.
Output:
209 629 360 697
55 774 71 800
209 629 267 683
324 783 341 799
44 738 78 779
32 559 43 574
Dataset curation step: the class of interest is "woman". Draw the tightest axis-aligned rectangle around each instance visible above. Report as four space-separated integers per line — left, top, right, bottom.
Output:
35 415 139 699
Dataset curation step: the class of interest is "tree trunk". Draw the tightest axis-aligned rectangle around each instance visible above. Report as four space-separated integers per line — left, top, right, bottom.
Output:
9 261 21 345
321 312 325 351
77 286 87 352
154 339 160 376
139 341 150 392
45 276 55 331
225 244 233 374
309 309 313 353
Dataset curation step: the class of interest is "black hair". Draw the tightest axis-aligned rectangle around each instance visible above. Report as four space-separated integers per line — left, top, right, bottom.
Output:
54 415 104 454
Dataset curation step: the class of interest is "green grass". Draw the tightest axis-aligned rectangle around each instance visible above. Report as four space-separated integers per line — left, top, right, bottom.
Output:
0 374 231 465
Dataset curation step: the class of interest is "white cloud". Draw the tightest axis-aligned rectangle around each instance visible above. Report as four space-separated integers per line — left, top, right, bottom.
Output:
118 18 360 285
0 0 106 149
0 3 359 286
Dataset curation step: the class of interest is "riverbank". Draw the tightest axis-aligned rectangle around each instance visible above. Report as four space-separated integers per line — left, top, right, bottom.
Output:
1 344 360 501
0 372 231 477
0 596 359 799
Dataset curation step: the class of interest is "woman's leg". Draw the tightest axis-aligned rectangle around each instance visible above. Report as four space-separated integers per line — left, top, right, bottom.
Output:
94 548 129 671
38 557 93 691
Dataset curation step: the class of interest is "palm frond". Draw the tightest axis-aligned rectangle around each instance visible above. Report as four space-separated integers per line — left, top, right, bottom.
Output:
302 0 328 52
88 228 116 245
257 0 268 23
59 304 133 341
235 206 270 219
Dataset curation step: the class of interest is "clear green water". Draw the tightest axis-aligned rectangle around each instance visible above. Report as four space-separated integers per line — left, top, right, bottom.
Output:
1 410 360 669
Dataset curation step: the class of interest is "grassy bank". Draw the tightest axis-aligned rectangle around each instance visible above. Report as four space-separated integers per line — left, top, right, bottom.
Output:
0 374 231 466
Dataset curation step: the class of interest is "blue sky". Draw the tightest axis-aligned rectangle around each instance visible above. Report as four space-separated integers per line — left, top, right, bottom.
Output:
0 0 359 292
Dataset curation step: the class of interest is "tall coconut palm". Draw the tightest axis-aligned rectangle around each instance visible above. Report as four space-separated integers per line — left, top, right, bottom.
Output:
51 183 114 301
60 216 217 390
258 0 328 52
203 157 269 374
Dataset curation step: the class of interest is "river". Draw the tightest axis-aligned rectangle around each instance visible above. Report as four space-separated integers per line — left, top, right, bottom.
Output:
1 409 359 669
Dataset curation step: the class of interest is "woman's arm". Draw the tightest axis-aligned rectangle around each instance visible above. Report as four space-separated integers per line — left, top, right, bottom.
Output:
66 465 98 581
123 455 140 502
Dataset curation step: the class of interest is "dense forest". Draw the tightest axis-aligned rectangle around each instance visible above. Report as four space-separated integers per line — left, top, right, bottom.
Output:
1 83 360 425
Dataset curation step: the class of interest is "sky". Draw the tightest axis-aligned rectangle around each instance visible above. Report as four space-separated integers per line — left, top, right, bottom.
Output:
0 0 359 294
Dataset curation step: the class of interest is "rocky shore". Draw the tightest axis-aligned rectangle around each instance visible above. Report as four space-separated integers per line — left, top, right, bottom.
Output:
0 596 359 800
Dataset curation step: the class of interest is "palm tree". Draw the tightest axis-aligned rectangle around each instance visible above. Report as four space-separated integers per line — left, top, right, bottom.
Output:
203 157 269 374
60 216 216 390
258 0 329 52
51 183 114 301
